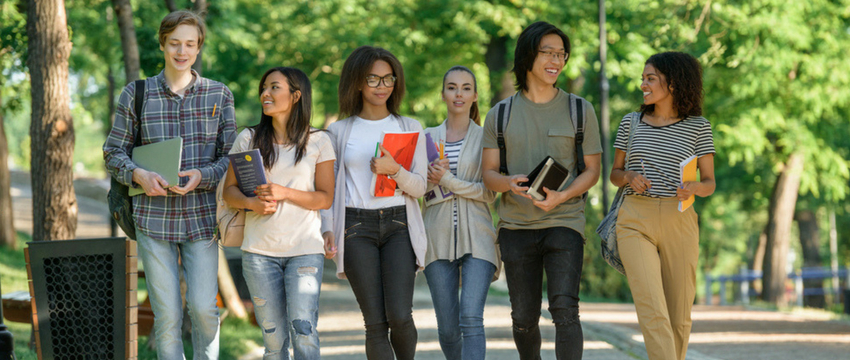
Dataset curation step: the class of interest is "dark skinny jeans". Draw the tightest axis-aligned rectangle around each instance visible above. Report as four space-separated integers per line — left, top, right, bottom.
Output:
344 206 418 360
499 226 585 360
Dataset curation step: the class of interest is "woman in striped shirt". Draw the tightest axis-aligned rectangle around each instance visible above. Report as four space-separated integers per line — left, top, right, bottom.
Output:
422 66 499 360
609 51 716 360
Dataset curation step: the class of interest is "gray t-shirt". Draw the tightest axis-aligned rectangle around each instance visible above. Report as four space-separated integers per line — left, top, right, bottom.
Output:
482 89 602 235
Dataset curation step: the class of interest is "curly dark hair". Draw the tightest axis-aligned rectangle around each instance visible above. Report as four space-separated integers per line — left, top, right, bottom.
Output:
639 52 703 117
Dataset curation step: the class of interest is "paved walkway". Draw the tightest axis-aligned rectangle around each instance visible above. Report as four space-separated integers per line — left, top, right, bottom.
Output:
9 170 850 359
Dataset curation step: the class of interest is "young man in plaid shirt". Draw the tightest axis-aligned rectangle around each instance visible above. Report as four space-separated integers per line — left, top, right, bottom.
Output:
103 10 236 359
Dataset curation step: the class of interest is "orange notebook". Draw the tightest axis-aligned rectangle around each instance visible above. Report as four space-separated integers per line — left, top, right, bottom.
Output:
679 155 698 212
371 131 419 197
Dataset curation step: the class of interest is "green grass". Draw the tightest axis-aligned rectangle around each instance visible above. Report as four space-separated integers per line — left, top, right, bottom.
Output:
1 232 264 359
0 232 30 294
1 232 37 360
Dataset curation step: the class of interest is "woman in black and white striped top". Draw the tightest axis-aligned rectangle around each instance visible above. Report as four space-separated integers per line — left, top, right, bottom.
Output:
609 52 716 360
421 66 499 360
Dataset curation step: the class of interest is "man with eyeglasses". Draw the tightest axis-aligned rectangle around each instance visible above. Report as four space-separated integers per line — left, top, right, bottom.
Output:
481 21 602 359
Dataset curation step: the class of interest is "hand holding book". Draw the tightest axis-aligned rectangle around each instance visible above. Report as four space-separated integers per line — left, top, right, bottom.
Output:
427 158 449 185
169 169 202 195
677 155 698 211
423 133 455 205
371 144 402 175
370 131 419 197
247 197 278 215
254 183 288 202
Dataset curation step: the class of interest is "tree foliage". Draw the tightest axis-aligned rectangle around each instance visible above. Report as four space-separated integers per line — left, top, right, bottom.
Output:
2 0 849 299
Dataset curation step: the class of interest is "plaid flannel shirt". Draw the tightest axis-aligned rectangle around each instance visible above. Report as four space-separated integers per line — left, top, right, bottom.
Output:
103 70 237 243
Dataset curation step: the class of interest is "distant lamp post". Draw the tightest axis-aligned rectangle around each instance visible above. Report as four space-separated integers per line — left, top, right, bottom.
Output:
599 0 611 213
0 279 16 359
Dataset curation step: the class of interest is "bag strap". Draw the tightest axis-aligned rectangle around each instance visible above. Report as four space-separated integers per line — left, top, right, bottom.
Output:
569 94 587 199
625 112 640 171
569 94 585 175
132 79 145 148
496 94 514 175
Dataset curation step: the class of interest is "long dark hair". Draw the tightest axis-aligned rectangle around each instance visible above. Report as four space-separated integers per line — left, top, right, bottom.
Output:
338 46 406 118
639 52 704 117
251 67 313 169
442 65 480 125
513 21 570 92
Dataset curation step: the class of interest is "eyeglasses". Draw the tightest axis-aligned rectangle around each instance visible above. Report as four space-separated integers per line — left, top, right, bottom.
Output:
538 50 569 62
365 74 397 88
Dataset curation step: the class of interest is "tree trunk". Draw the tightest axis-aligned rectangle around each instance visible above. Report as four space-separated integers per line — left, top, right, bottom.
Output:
107 67 116 130
107 66 119 237
191 0 207 75
320 112 338 130
112 0 140 82
217 248 247 319
27 0 77 241
164 0 177 12
796 209 825 308
485 34 513 107
750 230 767 293
761 152 804 305
0 95 15 249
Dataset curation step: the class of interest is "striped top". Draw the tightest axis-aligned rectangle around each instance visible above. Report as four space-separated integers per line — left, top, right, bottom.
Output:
103 70 237 242
445 139 463 228
614 112 715 198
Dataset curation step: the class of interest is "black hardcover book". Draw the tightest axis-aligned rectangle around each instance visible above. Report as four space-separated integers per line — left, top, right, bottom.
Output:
520 156 570 201
227 149 268 197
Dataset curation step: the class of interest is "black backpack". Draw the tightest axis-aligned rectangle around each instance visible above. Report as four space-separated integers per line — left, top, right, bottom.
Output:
495 91 587 196
107 79 145 240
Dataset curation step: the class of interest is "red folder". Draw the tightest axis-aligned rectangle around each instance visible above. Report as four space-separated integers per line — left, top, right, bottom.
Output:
372 131 419 197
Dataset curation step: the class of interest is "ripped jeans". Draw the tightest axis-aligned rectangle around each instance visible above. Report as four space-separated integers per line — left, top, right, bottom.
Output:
499 227 584 360
242 252 324 360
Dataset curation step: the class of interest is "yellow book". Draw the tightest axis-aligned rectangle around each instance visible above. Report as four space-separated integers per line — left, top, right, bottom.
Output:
678 155 697 212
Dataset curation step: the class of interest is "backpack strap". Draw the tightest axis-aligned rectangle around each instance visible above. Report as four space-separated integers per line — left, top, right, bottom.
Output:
132 79 145 148
496 94 514 175
569 93 585 175
569 93 587 199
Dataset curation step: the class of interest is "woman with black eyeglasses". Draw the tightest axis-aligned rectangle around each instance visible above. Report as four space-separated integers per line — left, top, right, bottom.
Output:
320 45 427 360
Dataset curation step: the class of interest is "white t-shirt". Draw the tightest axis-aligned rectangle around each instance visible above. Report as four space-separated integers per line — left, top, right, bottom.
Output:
229 128 336 257
343 116 405 209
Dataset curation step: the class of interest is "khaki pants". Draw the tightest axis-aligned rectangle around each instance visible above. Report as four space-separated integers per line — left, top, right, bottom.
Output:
617 195 699 360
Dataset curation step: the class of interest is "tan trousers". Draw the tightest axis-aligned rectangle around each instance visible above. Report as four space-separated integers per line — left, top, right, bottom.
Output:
617 195 699 360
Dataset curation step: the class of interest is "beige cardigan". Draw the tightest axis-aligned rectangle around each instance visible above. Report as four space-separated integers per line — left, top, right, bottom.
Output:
321 115 428 279
422 120 500 279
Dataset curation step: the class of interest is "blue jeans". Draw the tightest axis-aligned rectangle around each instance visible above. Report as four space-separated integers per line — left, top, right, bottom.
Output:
136 230 221 360
242 252 324 360
343 206 418 360
499 227 584 360
424 255 496 360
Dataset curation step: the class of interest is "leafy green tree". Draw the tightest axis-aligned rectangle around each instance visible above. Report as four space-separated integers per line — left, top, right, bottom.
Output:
0 1 26 249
